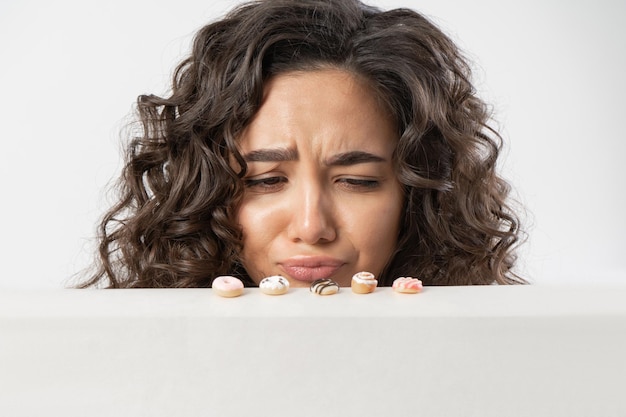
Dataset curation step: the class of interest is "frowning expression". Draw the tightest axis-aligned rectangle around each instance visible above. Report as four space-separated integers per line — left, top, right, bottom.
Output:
236 69 404 287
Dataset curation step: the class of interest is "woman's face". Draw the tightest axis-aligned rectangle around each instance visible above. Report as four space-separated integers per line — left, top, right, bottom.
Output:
236 69 404 287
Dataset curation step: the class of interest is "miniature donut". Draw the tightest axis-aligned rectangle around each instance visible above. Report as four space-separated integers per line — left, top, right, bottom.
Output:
310 278 340 295
212 275 244 298
351 271 377 294
259 275 290 295
392 277 423 294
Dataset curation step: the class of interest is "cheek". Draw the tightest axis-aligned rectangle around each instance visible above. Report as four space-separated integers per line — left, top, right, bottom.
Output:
237 205 265 254
353 191 403 268
343 190 404 267
236 201 282 275
360 208 401 252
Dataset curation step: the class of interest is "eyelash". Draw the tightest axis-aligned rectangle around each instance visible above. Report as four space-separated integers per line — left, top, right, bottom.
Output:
243 176 380 192
243 176 287 191
337 178 380 190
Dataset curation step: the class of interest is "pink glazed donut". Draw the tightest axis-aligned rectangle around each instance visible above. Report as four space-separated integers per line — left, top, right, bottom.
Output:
392 277 423 294
212 276 244 298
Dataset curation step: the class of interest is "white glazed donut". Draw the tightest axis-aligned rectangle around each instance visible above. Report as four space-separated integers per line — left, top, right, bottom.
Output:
351 271 377 294
212 276 244 298
259 275 290 295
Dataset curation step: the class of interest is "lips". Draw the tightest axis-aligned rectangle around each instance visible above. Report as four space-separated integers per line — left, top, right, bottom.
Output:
279 257 345 283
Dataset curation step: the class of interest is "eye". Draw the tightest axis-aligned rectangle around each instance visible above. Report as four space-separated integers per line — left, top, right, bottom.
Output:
244 176 287 192
337 178 380 191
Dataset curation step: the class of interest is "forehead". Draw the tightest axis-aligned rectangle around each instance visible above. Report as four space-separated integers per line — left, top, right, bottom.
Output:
238 69 397 156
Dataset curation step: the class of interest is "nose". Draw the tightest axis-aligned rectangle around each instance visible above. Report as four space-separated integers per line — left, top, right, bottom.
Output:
287 180 337 244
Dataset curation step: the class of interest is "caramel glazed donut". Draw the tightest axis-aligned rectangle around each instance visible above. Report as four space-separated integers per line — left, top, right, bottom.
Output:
310 278 340 295
351 271 378 294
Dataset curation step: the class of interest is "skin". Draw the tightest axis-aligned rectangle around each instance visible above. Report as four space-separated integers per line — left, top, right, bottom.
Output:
236 68 404 288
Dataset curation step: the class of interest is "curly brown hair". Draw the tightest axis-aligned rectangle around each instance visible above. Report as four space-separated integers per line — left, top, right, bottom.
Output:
80 0 525 288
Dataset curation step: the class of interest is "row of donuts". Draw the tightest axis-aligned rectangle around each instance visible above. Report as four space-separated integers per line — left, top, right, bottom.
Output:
211 271 423 297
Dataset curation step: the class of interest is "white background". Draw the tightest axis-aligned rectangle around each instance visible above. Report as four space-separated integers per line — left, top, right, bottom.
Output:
0 0 624 289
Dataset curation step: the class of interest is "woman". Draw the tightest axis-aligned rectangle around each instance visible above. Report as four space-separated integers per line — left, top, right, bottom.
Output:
81 0 524 288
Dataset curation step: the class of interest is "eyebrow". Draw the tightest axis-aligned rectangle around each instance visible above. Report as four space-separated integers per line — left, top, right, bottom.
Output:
324 151 386 166
242 148 385 166
242 147 298 162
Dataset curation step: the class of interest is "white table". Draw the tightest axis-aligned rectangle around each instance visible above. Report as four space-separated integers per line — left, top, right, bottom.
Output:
1 285 625 416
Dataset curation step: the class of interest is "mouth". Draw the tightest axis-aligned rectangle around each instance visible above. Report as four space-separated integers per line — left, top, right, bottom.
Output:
279 257 345 283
